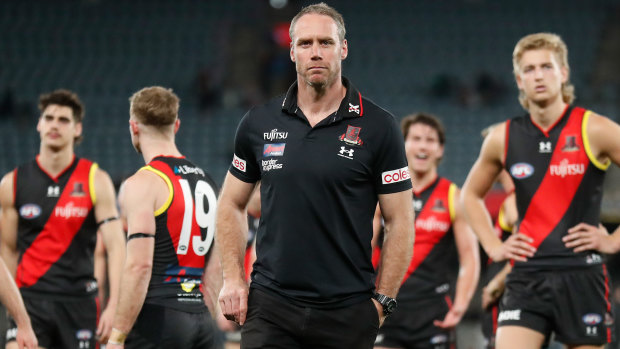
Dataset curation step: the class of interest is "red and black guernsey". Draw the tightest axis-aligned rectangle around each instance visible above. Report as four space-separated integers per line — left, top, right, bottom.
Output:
398 177 458 302
14 156 98 298
505 106 609 270
140 156 218 313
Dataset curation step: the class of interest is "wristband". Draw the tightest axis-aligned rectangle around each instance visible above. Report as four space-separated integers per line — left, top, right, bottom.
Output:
109 328 128 344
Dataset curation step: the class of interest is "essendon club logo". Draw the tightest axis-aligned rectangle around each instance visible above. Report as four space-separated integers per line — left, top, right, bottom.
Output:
339 125 363 145
70 182 85 197
431 199 446 212
561 135 579 152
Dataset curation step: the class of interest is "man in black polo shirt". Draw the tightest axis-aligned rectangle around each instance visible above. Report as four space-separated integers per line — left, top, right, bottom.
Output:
216 3 414 348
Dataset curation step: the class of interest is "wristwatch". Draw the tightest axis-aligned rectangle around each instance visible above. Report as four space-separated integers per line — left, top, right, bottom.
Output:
373 293 397 316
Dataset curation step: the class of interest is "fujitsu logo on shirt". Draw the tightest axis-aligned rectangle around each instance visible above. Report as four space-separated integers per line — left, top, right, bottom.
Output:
55 202 89 218
263 129 288 141
415 216 450 233
549 159 585 177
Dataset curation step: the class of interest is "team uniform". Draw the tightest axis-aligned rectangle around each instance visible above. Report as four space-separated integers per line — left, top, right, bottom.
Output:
124 156 218 349
481 200 512 349
230 77 412 349
6 156 100 349
375 177 458 349
500 106 614 345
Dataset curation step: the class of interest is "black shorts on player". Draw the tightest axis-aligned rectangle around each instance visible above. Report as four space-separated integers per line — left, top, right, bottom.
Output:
375 295 455 349
124 303 216 349
241 288 379 349
499 265 614 346
6 296 97 349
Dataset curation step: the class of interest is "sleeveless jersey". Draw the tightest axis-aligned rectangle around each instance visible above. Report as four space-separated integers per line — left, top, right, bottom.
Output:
140 156 218 312
398 177 458 301
14 156 98 297
504 106 609 270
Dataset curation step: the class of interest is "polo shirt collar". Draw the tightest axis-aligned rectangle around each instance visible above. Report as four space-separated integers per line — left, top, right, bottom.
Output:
281 76 364 121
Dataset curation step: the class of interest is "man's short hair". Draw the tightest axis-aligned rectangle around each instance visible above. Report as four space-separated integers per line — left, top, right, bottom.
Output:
401 112 445 145
38 89 84 123
39 89 85 144
289 2 346 42
129 86 179 127
513 32 575 110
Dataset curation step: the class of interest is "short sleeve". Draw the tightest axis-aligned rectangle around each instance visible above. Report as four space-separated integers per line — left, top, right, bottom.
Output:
373 115 412 194
228 111 260 183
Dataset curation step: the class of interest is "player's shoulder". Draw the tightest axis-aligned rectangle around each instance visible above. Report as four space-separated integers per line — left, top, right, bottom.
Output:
0 169 16 200
438 176 458 188
585 109 615 128
245 94 287 120
122 169 163 197
359 94 397 123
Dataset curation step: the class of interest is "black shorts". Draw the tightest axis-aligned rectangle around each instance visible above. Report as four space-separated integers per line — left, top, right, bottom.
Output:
241 288 379 349
125 303 216 349
499 265 614 346
6 295 98 349
481 303 500 349
375 295 455 349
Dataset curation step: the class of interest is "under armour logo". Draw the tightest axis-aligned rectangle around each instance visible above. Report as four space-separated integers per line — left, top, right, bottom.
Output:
47 185 60 197
338 146 354 159
348 103 360 114
413 199 423 211
539 141 552 153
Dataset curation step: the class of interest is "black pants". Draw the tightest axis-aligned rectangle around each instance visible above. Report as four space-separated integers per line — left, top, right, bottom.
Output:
125 303 216 349
241 288 379 349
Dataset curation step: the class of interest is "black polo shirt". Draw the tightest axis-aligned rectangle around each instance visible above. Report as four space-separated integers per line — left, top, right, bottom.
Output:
229 77 411 308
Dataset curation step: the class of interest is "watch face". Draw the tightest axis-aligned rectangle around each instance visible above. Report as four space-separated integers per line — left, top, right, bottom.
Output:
384 299 397 314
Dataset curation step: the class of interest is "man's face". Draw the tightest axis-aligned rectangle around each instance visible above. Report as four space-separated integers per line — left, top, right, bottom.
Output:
37 104 81 151
290 13 348 89
404 123 443 175
516 49 568 107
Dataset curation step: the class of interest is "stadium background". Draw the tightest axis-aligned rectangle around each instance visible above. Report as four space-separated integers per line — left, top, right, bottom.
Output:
0 0 619 347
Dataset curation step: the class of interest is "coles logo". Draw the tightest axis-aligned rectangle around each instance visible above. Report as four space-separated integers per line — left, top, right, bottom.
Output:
583 313 602 325
232 154 246 172
510 163 534 179
19 204 41 219
382 167 410 185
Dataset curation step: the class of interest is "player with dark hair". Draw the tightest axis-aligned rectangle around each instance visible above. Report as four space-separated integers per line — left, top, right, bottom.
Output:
0 89 126 349
375 113 480 349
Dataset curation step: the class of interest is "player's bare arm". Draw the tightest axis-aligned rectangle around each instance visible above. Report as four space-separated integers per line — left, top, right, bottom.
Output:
482 263 512 310
564 113 620 254
461 123 536 262
375 190 415 326
92 168 127 343
0 172 19 275
435 186 480 329
202 244 223 318
215 173 256 325
0 256 38 349
108 170 161 347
